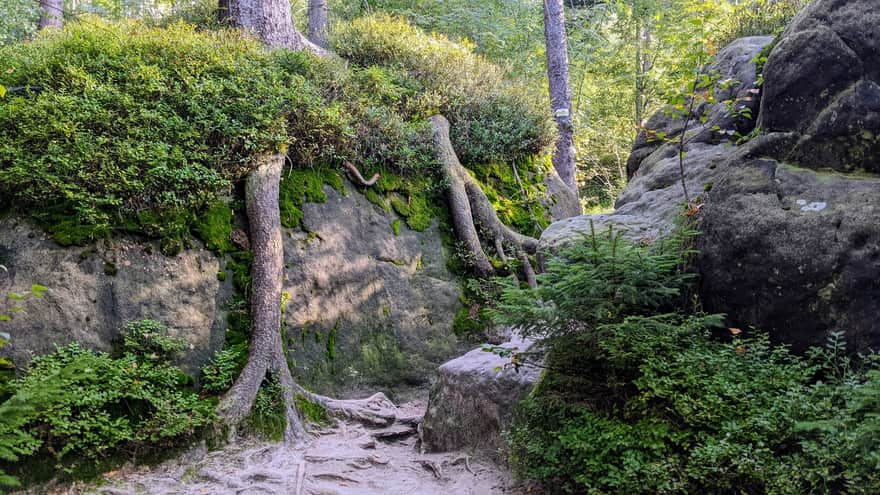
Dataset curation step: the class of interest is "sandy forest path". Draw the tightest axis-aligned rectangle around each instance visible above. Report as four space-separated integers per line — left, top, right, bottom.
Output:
56 401 514 495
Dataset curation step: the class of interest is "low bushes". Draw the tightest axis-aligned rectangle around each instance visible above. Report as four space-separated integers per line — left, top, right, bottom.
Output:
0 320 214 486
493 225 880 494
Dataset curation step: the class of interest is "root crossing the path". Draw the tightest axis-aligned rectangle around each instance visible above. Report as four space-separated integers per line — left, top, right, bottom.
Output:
74 402 517 495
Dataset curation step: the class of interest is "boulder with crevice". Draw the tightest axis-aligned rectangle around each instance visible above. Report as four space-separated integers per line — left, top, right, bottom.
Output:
541 0 880 352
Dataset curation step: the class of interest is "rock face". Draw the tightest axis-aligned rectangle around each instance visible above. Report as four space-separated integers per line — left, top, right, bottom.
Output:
420 338 540 453
282 182 464 397
541 0 880 352
0 217 231 375
759 0 880 173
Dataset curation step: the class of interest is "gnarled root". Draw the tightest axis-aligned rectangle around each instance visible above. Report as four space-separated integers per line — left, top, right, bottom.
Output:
430 115 539 279
294 387 418 428
343 161 380 187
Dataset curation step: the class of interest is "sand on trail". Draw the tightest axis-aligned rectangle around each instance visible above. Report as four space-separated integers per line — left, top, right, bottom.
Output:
65 402 516 495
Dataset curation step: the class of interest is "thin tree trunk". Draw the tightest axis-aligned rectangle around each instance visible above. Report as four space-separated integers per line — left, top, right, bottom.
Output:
38 0 63 29
308 0 329 49
543 0 578 204
218 154 306 442
218 0 232 23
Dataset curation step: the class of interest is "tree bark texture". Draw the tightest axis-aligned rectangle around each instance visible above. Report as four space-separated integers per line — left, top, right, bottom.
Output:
307 0 329 48
430 115 539 278
543 0 578 200
38 0 63 29
226 0 324 53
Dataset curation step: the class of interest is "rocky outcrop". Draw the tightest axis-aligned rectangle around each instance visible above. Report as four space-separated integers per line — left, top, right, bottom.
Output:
759 0 880 173
541 0 880 352
626 36 772 179
420 338 540 453
0 218 231 375
282 182 464 396
543 35 773 250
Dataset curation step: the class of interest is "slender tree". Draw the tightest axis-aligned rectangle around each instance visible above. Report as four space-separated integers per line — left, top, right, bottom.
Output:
216 0 401 442
543 0 579 202
38 0 63 29
308 0 329 48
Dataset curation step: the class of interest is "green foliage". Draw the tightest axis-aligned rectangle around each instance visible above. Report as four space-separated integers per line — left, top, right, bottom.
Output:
0 19 295 244
0 0 38 45
713 0 810 48
200 346 245 395
0 321 213 477
496 228 880 494
246 377 285 441
489 221 694 339
332 15 554 166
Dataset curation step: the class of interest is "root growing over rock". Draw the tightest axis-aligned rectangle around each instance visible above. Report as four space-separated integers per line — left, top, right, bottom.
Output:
429 115 539 279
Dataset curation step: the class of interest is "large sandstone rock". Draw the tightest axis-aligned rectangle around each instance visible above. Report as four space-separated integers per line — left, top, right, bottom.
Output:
282 182 464 397
698 146 880 351
626 36 772 179
543 34 771 250
0 217 231 375
759 0 880 172
420 338 540 453
541 0 880 352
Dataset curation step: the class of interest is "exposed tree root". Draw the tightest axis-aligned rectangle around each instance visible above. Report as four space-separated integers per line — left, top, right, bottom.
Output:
429 115 539 279
343 160 380 187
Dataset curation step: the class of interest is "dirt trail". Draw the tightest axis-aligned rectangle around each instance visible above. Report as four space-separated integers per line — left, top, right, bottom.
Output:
62 402 515 495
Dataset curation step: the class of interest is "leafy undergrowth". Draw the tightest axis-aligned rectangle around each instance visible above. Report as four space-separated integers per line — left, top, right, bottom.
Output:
0 321 214 488
492 224 880 494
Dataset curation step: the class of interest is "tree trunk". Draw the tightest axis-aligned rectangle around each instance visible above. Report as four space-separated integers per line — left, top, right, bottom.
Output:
225 0 324 53
218 155 307 442
308 0 329 49
542 0 579 203
38 0 63 29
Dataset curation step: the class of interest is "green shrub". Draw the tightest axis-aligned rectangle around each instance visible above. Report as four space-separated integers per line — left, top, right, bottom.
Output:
496 227 880 494
331 15 554 166
200 344 247 394
1 321 213 468
0 19 303 244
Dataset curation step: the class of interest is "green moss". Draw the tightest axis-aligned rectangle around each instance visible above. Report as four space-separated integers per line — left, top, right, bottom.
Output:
45 216 109 246
216 271 227 282
452 306 483 336
193 201 234 253
279 166 344 229
403 194 432 231
390 218 401 236
364 187 391 211
467 155 551 237
294 394 330 425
